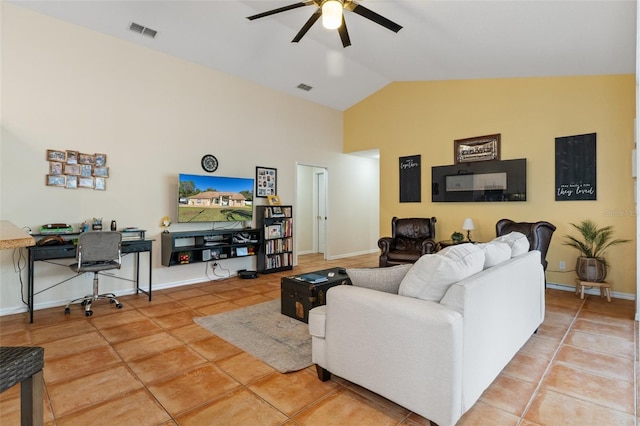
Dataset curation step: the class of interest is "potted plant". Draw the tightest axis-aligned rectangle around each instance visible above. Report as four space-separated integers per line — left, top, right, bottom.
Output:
563 219 630 282
451 231 464 244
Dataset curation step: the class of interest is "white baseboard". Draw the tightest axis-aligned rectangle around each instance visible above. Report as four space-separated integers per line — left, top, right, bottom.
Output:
0 275 233 317
327 248 378 260
546 281 636 301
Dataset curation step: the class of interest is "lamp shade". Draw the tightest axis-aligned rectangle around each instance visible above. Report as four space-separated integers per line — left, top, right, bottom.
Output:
322 0 343 29
462 218 475 231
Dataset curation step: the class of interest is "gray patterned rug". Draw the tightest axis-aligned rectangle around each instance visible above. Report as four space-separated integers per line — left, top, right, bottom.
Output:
194 299 312 373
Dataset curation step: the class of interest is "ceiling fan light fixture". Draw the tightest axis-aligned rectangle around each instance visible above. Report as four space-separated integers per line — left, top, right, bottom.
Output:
322 0 343 30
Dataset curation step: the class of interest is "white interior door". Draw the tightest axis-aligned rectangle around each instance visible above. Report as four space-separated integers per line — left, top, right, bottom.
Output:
315 170 327 255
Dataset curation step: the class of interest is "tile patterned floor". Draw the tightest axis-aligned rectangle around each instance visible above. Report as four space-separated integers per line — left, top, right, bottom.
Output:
0 253 637 425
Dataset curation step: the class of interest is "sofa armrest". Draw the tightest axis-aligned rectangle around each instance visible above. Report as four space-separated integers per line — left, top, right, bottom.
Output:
318 285 464 426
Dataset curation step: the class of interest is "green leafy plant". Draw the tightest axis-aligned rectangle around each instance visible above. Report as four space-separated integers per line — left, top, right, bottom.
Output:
451 231 464 243
563 219 630 269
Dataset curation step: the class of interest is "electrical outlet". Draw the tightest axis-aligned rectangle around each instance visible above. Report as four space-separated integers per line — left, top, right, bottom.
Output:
559 261 566 271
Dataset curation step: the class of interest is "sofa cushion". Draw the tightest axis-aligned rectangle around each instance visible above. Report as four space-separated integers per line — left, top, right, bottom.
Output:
398 243 485 302
477 241 512 268
347 264 412 294
492 231 529 257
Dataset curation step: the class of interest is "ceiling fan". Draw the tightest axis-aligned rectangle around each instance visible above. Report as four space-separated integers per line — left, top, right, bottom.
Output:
246 0 402 48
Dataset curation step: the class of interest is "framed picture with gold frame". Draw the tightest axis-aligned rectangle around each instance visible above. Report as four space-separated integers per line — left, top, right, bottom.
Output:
78 177 94 188
267 195 281 206
454 134 501 164
94 177 106 191
65 175 78 189
47 149 66 162
46 175 66 187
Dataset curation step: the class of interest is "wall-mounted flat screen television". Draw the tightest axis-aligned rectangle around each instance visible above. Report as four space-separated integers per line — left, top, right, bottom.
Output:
178 174 254 223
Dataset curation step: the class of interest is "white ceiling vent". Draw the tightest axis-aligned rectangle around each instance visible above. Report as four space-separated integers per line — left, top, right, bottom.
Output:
129 22 157 38
297 83 313 92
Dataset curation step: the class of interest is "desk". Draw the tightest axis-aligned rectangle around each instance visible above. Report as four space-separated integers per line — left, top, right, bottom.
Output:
0 221 35 250
27 235 153 323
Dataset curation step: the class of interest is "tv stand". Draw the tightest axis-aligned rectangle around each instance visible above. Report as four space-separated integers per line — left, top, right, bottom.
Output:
161 228 260 267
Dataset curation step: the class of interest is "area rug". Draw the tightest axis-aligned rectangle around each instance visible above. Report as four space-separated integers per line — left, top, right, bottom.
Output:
194 299 312 373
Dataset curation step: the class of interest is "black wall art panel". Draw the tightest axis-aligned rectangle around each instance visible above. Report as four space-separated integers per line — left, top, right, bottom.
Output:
399 155 421 203
555 133 596 201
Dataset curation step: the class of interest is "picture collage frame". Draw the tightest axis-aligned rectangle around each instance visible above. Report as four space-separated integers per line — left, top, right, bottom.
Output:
46 150 109 190
256 166 277 198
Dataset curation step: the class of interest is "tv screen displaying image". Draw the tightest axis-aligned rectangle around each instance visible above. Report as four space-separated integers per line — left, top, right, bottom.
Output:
178 174 254 223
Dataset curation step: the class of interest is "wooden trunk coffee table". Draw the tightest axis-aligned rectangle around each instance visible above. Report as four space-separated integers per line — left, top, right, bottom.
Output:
281 267 351 323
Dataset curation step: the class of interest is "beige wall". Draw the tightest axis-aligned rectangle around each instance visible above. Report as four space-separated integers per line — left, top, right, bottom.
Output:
0 4 379 315
345 75 636 296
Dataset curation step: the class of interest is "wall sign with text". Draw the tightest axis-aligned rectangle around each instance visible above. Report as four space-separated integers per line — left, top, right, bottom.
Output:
555 133 596 201
399 155 421 203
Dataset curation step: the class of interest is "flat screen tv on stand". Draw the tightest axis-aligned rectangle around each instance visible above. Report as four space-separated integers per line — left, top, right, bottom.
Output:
177 174 254 225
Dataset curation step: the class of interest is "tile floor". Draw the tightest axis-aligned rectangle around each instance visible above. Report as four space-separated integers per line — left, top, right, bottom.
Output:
0 253 637 425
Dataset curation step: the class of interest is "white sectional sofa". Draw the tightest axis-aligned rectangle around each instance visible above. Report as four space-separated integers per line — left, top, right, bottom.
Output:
309 236 545 426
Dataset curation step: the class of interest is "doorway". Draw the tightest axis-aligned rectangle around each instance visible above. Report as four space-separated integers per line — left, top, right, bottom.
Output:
296 164 328 260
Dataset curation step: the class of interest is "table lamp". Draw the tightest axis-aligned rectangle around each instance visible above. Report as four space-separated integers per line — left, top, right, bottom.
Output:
462 218 475 242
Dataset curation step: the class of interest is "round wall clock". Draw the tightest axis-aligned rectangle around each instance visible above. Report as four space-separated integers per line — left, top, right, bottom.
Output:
201 154 218 173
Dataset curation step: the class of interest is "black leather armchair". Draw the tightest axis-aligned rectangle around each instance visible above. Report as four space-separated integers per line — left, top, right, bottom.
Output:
378 217 437 267
495 219 556 270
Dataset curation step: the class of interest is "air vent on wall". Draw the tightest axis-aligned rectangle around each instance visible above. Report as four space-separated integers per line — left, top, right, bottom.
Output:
129 22 158 38
297 83 313 92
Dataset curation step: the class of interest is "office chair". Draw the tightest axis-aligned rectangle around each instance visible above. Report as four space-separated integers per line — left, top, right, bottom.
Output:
65 231 123 317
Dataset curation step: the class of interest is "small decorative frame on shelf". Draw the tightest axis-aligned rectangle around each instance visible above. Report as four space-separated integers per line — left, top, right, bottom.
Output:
256 166 277 198
454 134 501 164
267 195 281 205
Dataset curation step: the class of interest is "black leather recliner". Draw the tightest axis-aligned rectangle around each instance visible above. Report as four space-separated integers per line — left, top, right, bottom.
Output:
378 217 437 267
495 218 556 270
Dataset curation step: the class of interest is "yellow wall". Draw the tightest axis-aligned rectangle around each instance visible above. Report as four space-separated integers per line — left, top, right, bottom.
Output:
344 75 636 295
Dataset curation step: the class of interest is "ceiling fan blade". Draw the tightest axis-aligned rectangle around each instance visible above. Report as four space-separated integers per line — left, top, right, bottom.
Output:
338 17 351 48
247 1 313 21
349 3 402 33
292 10 322 43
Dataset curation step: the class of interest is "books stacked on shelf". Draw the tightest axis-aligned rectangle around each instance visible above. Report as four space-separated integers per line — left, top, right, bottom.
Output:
295 272 328 284
266 252 292 269
265 237 293 255
264 206 292 218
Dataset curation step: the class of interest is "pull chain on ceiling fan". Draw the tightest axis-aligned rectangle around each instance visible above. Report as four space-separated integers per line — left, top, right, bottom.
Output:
246 0 402 48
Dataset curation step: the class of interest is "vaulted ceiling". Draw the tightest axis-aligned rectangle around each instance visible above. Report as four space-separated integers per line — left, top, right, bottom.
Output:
8 1 637 111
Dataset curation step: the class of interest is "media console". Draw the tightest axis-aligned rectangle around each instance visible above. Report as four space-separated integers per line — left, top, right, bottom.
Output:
160 228 261 267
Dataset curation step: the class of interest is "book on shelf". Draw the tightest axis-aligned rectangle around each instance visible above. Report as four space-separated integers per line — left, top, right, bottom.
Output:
295 272 328 284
